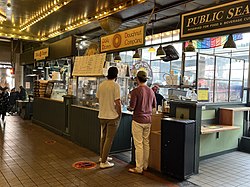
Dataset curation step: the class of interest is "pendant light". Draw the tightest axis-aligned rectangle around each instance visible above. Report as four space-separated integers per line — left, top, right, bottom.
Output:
185 40 196 53
156 33 166 57
54 61 59 68
223 34 236 49
45 63 50 68
114 52 121 62
148 13 156 53
132 49 141 60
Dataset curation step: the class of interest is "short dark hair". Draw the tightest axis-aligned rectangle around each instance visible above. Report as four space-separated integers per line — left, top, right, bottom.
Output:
137 76 147 83
107 66 118 79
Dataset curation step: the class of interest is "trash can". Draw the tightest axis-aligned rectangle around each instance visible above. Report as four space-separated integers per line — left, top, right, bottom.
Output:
161 118 196 180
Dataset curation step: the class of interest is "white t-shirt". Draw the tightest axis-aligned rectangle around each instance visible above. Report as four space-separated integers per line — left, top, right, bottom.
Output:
96 79 120 119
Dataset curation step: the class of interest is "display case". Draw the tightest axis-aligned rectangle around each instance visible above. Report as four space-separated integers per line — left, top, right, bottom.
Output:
44 80 67 101
74 76 131 109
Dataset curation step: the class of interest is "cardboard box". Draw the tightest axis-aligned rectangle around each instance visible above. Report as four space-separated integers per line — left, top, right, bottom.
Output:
149 131 161 172
151 113 163 131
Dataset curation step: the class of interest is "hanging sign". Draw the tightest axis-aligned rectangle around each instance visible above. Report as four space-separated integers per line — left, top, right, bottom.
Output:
100 25 145 52
72 53 106 76
34 48 49 61
180 0 250 40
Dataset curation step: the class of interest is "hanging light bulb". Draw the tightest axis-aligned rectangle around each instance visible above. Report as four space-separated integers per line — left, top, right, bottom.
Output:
185 40 196 53
148 46 156 53
223 34 236 49
114 53 121 62
132 49 140 60
156 45 166 57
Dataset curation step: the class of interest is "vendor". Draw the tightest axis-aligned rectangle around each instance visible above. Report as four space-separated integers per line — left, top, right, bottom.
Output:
152 85 165 110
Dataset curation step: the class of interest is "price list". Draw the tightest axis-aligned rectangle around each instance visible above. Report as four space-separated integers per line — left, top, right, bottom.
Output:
72 53 106 76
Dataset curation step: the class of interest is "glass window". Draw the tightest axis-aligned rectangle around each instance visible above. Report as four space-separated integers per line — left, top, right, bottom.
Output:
198 54 215 79
215 57 230 80
198 79 214 102
231 59 244 81
215 80 229 102
229 81 243 102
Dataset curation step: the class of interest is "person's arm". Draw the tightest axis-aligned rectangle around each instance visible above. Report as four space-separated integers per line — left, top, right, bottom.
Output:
115 99 121 116
128 90 136 111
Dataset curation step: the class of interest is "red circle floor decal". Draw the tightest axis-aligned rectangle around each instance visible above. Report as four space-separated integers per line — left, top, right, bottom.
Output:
72 161 97 170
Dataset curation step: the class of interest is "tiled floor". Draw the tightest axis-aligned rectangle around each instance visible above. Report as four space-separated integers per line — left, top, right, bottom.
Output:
1 115 250 187
0 115 181 187
188 152 250 187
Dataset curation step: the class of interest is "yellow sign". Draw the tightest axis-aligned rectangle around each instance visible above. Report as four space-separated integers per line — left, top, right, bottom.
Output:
198 88 209 101
100 25 145 52
34 48 49 60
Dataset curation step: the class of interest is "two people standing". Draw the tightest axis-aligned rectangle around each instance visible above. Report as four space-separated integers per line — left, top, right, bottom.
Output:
97 67 156 173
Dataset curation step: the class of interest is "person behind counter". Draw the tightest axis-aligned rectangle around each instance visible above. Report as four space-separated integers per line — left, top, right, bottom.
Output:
127 71 156 174
19 86 27 100
96 66 121 169
152 85 165 111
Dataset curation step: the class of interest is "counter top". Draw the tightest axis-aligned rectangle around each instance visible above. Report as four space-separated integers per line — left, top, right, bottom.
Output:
36 97 64 103
201 125 240 134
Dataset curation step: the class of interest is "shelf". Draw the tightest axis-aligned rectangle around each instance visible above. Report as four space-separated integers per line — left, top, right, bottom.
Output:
201 125 240 134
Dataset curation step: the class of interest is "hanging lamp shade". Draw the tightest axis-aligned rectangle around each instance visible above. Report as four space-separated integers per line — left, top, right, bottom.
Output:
156 45 166 57
54 61 59 68
114 53 121 62
45 63 50 68
132 50 140 60
223 34 236 49
148 46 156 53
185 40 195 52
63 61 69 67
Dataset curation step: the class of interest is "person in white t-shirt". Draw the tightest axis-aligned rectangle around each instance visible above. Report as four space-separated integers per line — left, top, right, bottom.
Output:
96 66 121 169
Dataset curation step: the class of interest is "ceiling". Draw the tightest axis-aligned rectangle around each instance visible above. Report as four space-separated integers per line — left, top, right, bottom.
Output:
0 0 228 43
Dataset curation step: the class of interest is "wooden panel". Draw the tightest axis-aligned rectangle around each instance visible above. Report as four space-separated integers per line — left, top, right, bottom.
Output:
33 97 66 134
219 109 233 126
70 105 132 154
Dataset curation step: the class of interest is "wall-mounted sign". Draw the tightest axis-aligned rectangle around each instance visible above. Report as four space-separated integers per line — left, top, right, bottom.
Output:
181 0 250 40
100 25 145 52
34 48 49 61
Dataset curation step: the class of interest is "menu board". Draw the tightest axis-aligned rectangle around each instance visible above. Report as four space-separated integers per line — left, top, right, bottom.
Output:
72 53 106 76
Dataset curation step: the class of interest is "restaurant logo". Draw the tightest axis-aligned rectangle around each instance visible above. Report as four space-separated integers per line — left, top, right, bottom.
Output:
34 48 49 61
181 0 250 40
72 161 97 170
101 25 145 52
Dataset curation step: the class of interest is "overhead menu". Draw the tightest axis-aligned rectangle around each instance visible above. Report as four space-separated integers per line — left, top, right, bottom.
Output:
72 53 106 76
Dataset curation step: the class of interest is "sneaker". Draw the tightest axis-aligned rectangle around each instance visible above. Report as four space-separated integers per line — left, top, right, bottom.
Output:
100 161 114 169
99 156 112 162
128 168 143 174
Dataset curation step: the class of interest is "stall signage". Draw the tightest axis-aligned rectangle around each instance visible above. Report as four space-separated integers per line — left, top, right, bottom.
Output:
100 25 145 52
180 0 250 40
34 48 49 60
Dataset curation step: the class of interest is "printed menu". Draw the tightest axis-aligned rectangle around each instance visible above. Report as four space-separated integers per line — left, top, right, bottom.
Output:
72 53 106 76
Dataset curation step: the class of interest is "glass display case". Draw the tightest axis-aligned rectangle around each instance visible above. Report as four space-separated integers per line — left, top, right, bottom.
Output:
46 80 67 101
74 76 131 109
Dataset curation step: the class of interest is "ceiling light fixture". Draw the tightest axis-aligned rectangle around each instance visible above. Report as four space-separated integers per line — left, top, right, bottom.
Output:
20 0 72 31
223 34 236 49
185 40 196 53
114 53 121 62
6 2 11 10
133 49 141 60
45 0 147 39
156 33 166 57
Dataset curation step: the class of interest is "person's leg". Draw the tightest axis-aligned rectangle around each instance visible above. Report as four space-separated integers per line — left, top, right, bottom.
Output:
101 118 120 163
131 120 144 172
99 119 107 160
142 123 151 170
